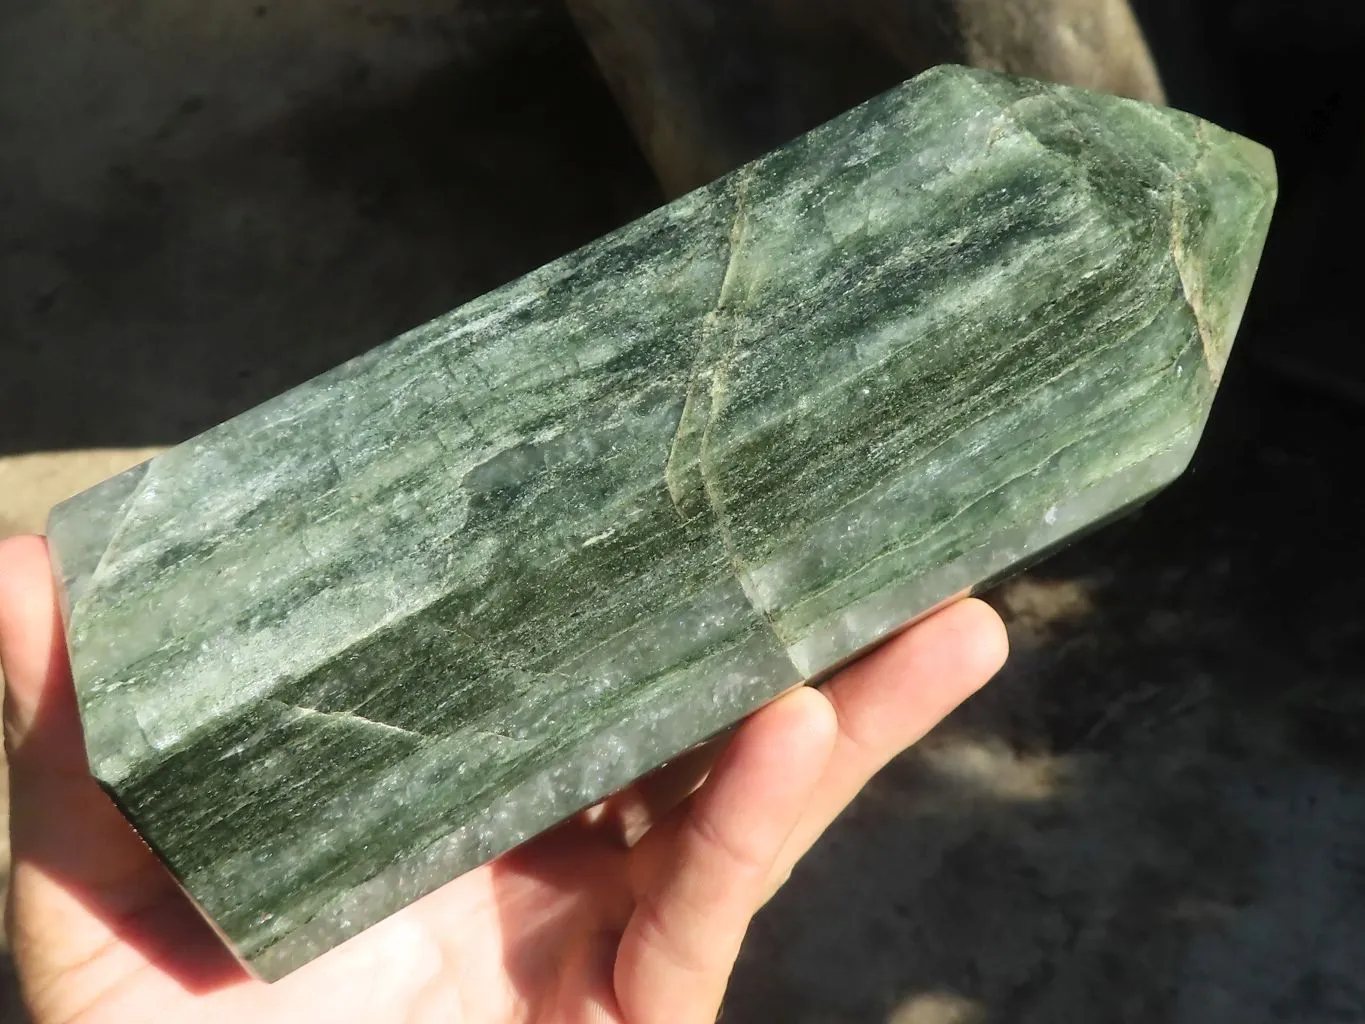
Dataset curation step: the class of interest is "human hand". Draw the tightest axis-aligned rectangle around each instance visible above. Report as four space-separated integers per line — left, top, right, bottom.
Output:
0 533 1006 1024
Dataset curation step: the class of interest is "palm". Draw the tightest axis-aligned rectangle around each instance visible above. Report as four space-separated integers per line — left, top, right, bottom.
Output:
14 782 632 1023
29 789 686 1024
0 536 1007 1024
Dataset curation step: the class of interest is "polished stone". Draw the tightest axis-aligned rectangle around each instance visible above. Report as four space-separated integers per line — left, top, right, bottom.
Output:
47 65 1276 980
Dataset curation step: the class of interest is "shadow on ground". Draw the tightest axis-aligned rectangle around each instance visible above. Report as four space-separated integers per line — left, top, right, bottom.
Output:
1 2 1362 1022
730 367 1365 1023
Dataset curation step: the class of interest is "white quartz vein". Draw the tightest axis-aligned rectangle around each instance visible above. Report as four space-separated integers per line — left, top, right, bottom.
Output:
274 702 425 742
77 462 155 617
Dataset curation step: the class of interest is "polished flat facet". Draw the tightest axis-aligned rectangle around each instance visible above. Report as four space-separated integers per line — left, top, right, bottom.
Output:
46 66 1277 981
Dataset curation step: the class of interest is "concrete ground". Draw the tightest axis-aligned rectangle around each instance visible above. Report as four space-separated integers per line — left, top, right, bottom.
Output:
2 2 1363 1022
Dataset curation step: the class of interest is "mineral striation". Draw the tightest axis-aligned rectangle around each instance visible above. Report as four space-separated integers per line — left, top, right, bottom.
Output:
47 66 1276 980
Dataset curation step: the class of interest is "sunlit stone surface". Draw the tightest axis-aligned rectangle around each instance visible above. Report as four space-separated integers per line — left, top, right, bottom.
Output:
47 66 1276 980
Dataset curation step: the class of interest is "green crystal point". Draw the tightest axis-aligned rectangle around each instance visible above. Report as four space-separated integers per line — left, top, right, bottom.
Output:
46 65 1275 980
1173 131 1278 385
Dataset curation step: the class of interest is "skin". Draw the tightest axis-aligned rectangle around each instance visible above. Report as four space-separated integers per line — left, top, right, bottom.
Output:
0 534 1007 1024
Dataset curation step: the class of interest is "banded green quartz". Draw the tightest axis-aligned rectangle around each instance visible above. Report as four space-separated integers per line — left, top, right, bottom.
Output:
47 65 1276 980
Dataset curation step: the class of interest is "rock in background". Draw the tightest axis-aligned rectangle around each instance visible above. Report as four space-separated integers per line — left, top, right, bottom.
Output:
567 0 1165 196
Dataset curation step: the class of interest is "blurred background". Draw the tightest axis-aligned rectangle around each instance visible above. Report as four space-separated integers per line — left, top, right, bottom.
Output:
0 1 1361 1020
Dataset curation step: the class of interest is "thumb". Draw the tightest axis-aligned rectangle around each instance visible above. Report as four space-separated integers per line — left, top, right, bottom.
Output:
0 535 145 887
0 536 243 1015
0 535 87 777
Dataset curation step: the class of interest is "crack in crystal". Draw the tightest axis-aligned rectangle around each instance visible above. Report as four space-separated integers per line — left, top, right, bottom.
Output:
699 175 801 660
81 461 155 607
666 165 755 517
1170 121 1224 387
659 166 799 663
713 166 755 318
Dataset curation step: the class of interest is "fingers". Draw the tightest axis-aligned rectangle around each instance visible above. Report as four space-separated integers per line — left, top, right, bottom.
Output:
615 686 836 1024
0 535 245 1009
589 733 728 848
0 535 141 883
612 598 1006 1021
0 534 87 774
768 598 1009 896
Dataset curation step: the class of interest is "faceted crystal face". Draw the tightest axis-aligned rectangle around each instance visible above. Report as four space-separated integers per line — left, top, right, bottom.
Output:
47 65 1276 980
